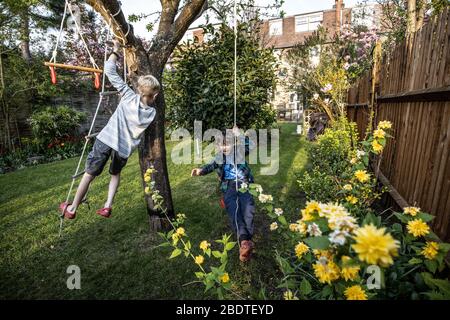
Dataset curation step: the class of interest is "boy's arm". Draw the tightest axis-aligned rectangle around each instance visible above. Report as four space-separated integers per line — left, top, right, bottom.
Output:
191 158 218 176
104 41 134 99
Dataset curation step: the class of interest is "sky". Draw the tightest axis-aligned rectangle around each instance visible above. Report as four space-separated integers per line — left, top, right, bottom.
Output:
120 0 362 39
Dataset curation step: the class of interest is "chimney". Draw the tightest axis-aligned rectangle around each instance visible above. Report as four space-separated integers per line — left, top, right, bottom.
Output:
335 0 343 34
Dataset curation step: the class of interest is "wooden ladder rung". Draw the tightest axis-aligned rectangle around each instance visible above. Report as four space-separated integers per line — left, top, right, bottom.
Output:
72 171 86 179
85 132 99 139
100 91 119 96
44 62 103 74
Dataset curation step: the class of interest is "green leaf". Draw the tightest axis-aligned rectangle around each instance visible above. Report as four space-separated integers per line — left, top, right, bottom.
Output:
195 272 205 279
424 260 438 273
417 212 435 222
225 242 236 251
169 248 182 259
304 236 330 250
393 212 410 224
300 278 312 295
277 215 288 225
408 257 422 265
212 250 222 258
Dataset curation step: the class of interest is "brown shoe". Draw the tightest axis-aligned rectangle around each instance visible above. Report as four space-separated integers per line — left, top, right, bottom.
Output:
239 240 254 262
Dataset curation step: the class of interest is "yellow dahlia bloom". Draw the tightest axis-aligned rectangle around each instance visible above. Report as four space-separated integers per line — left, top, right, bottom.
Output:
372 140 383 153
343 184 353 191
144 175 151 182
373 129 386 139
344 285 368 300
144 186 151 194
305 201 321 213
313 249 334 260
354 170 370 183
407 219 430 237
421 241 439 260
220 273 230 283
313 260 340 284
295 242 309 259
346 195 358 204
352 224 399 267
301 209 315 221
340 256 360 281
378 120 392 129
199 240 210 251
195 255 204 265
403 206 420 217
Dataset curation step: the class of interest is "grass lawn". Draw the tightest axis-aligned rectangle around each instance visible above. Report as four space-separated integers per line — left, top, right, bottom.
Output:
0 123 308 299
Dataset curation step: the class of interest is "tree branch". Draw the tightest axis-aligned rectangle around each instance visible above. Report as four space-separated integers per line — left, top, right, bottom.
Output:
172 0 207 45
85 0 137 46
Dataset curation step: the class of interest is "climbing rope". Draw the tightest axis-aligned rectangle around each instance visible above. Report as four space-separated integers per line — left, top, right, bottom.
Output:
57 3 128 237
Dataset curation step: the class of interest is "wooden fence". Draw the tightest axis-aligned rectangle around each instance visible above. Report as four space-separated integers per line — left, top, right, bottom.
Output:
347 8 450 241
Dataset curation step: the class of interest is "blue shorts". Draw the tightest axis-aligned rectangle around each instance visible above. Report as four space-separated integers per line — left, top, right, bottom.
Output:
85 139 128 176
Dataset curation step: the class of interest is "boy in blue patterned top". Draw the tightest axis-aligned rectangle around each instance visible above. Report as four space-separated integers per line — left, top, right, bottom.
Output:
191 126 256 262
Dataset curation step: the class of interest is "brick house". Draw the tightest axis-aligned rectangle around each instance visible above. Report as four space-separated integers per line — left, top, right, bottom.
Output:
177 1 381 124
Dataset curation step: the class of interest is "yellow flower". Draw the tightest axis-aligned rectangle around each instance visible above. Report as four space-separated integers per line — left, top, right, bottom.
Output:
346 195 358 204
305 201 321 213
176 227 186 237
404 207 420 217
378 120 392 129
289 223 298 232
344 285 367 300
199 240 210 251
352 224 399 267
270 222 278 231
144 186 151 194
301 209 315 221
421 241 439 260
295 242 309 259
171 233 179 242
354 170 370 183
283 290 299 300
144 175 151 182
313 260 340 284
373 129 386 139
407 219 430 237
340 256 360 281
195 255 204 265
350 157 358 164
372 140 383 153
343 184 353 191
220 273 230 283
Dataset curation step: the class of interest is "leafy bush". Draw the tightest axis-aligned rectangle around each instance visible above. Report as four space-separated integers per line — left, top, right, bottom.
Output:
28 106 86 146
165 21 277 132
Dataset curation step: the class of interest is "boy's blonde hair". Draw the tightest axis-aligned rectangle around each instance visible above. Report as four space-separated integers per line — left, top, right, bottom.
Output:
137 75 160 93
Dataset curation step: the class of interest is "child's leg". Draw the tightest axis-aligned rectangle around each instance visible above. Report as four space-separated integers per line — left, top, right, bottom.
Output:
104 173 120 208
68 173 95 212
224 187 249 242
238 191 256 240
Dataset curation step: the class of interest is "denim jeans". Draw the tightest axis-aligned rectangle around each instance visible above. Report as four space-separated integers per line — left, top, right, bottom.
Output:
223 181 255 242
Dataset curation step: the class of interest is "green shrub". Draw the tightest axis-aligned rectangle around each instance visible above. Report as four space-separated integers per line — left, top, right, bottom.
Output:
28 106 86 146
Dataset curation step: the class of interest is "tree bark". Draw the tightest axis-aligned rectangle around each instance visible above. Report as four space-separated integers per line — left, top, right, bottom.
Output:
19 11 32 63
407 0 417 36
86 0 207 231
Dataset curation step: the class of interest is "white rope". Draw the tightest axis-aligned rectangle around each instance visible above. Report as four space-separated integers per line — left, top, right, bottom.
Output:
59 23 113 237
65 0 99 69
51 2 69 63
233 0 240 248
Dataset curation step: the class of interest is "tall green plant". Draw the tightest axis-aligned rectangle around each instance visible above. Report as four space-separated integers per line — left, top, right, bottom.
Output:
165 21 278 132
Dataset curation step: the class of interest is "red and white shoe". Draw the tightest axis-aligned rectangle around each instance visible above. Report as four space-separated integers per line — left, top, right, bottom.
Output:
96 207 112 218
59 202 76 219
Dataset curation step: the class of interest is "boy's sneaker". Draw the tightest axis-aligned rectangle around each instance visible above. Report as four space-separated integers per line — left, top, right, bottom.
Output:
96 207 112 218
59 202 76 219
239 240 254 262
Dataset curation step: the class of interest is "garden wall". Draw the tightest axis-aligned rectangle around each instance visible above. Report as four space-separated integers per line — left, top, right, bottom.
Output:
347 8 450 241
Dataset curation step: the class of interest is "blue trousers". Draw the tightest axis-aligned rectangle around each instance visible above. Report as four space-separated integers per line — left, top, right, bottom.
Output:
223 181 255 242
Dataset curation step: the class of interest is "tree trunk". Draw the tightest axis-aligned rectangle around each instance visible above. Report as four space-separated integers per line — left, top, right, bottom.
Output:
407 0 417 36
19 11 32 63
86 0 207 231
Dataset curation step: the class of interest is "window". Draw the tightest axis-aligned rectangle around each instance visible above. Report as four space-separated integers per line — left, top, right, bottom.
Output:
269 19 283 36
295 13 323 32
183 30 194 42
